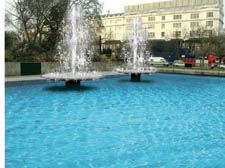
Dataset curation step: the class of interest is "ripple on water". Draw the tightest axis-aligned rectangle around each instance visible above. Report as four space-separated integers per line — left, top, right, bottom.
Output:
5 74 225 168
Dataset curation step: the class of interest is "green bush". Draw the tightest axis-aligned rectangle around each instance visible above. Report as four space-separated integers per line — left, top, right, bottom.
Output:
92 53 100 62
110 55 116 61
14 50 32 62
115 54 122 61
5 50 14 62
100 54 108 62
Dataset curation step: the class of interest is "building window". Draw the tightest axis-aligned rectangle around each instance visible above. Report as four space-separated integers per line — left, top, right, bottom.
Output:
126 26 131 30
191 13 199 19
102 27 106 32
116 26 121 31
161 32 165 37
115 19 121 24
174 15 182 20
115 33 120 39
174 31 181 37
190 22 199 28
126 18 132 23
142 25 147 29
206 21 213 27
148 17 155 21
173 23 181 28
148 32 155 38
162 16 165 20
110 34 114 39
206 30 213 36
161 24 165 29
207 12 213 17
110 20 114 24
190 31 197 37
148 24 155 29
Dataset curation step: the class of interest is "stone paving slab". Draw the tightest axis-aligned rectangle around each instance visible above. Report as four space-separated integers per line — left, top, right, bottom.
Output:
5 75 43 82
5 69 225 82
5 72 120 82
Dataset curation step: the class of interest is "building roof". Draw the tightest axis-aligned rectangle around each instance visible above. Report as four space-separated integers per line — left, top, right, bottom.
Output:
124 0 223 14
101 13 124 18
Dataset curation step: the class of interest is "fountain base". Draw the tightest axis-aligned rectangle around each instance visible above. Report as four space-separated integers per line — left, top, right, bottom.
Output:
66 80 80 87
131 73 141 82
116 67 157 82
42 72 103 87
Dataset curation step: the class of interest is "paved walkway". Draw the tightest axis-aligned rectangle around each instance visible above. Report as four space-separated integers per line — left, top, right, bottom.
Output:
5 75 43 82
5 72 120 82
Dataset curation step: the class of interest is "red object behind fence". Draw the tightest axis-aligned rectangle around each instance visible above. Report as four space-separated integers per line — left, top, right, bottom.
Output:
208 55 219 66
180 58 196 66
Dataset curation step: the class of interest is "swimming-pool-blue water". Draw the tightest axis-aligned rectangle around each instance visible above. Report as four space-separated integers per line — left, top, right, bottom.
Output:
5 74 225 168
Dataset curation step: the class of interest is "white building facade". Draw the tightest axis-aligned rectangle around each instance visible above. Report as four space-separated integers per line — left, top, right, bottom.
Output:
100 0 224 41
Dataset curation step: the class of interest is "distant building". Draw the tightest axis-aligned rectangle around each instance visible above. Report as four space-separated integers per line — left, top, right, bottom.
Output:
100 0 224 41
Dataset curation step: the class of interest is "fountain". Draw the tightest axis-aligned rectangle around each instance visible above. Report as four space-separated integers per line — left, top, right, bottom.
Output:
116 17 157 82
42 3 103 87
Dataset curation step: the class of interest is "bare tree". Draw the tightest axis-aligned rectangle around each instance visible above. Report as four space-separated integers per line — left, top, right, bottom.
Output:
6 0 56 50
5 12 12 28
172 29 182 59
6 0 103 59
191 26 212 66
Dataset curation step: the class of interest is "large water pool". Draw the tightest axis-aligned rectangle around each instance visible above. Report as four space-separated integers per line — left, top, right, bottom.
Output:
5 73 225 168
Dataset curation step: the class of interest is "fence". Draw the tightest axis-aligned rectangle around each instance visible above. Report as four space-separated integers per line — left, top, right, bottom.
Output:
5 62 225 77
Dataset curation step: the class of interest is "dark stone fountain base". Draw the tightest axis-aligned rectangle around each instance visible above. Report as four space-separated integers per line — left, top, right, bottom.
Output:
116 67 157 82
42 72 103 88
65 80 81 87
131 73 141 82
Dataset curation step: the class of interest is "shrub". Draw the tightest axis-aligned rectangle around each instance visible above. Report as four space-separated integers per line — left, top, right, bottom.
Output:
92 53 100 62
110 55 117 61
5 50 14 62
100 54 108 62
116 54 123 61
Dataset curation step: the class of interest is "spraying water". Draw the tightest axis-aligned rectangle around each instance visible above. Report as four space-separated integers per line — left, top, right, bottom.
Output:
116 17 157 81
57 3 93 74
123 17 150 69
42 3 103 85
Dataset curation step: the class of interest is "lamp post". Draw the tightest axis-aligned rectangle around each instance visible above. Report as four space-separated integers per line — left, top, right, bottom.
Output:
99 35 102 55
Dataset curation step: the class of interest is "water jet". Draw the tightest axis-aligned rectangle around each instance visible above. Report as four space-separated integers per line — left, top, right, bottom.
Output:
116 17 157 81
42 3 103 87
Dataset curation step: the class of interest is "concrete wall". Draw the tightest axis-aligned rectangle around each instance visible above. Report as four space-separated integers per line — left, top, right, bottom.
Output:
5 62 20 76
89 62 124 71
5 62 60 76
5 62 124 76
41 62 60 74
41 62 124 73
